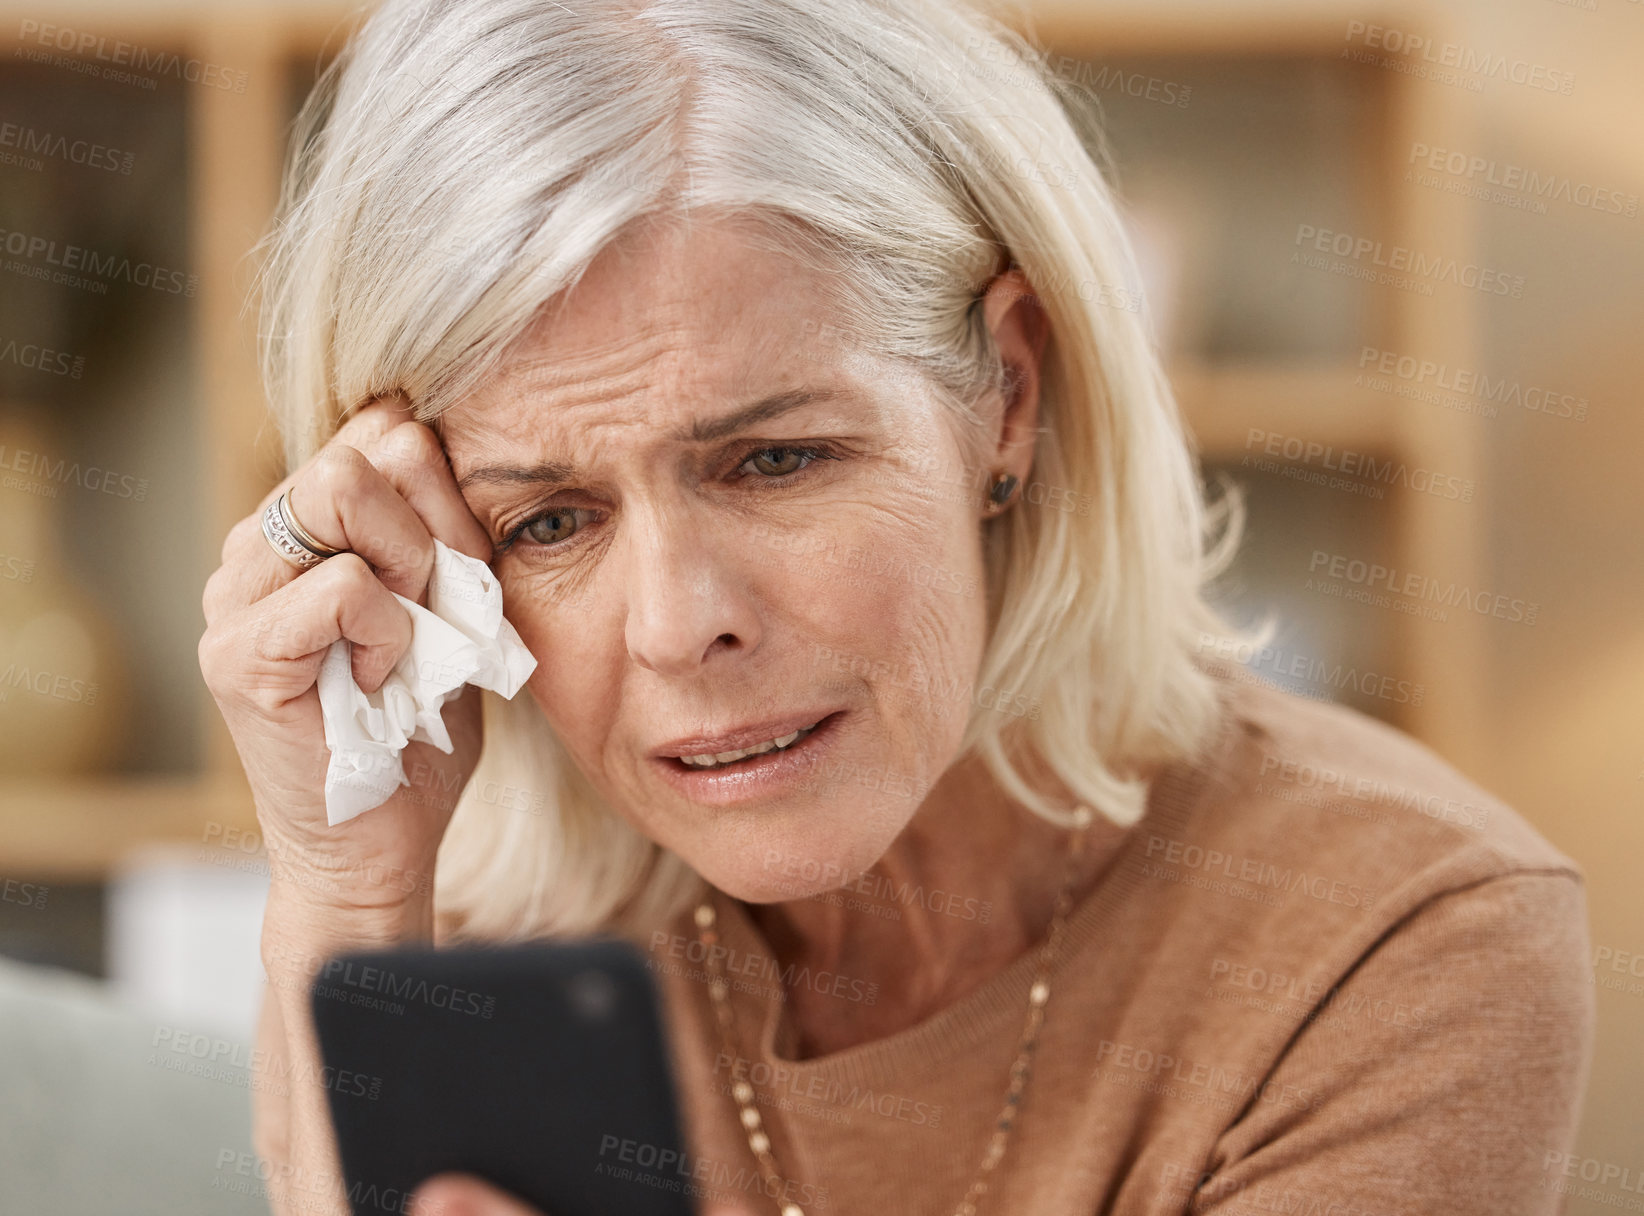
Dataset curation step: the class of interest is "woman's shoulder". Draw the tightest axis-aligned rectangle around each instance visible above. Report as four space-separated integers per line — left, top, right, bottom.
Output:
1122 679 1595 1207
1183 673 1582 883
1133 673 1588 969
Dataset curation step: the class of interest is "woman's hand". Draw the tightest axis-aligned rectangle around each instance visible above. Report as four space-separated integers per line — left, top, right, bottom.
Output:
411 1173 765 1216
203 395 499 1216
410 1175 541 1215
199 393 495 906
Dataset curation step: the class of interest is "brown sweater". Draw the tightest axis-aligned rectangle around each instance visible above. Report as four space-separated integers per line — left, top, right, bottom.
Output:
632 675 1595 1216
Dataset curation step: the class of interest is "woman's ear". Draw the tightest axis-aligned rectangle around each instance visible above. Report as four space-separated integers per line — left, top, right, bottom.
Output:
978 268 1049 494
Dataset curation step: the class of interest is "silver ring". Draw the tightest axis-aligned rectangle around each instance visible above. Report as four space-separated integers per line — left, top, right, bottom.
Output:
261 489 345 572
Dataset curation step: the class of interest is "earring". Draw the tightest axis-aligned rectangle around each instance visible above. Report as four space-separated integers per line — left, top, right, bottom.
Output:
984 470 1019 514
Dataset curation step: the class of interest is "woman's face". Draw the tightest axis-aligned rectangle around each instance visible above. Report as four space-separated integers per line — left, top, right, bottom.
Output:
438 215 1023 903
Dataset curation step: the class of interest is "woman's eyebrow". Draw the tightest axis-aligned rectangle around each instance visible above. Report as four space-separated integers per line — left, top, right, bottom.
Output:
682 386 848 443
455 386 850 489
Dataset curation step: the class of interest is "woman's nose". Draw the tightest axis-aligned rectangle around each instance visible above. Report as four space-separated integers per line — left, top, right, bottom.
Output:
621 504 762 677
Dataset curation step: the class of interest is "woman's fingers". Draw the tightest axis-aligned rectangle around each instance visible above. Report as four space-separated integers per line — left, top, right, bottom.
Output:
203 445 432 623
410 1172 547 1215
356 418 494 565
205 394 493 626
407 1170 767 1216
201 552 413 710
287 442 438 597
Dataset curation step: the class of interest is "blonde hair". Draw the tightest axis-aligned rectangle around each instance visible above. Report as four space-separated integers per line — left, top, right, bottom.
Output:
256 0 1266 943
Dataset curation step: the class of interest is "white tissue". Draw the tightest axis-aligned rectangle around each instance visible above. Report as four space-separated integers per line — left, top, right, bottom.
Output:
315 539 538 825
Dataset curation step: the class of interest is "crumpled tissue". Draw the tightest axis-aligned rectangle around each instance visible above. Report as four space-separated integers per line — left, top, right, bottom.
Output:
315 538 537 825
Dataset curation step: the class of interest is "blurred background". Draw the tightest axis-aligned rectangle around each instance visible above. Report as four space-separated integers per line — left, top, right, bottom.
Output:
0 0 1639 1210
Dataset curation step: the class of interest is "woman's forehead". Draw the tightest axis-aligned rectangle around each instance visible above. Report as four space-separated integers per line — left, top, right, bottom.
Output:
440 323 887 458
439 330 870 444
534 211 850 336
445 381 869 463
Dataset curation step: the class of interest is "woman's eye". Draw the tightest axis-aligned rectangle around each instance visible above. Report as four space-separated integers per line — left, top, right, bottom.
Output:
501 445 838 556
743 446 823 478
521 508 583 546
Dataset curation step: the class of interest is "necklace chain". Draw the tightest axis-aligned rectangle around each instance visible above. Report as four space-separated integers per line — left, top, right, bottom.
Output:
692 805 1094 1216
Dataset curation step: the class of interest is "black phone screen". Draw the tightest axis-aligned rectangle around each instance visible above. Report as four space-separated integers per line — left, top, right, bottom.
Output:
308 937 696 1216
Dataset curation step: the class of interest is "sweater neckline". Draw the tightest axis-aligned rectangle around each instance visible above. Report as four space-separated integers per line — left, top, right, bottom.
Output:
700 692 1240 1093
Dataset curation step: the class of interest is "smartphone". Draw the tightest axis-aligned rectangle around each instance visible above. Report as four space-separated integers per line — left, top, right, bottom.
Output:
308 937 696 1216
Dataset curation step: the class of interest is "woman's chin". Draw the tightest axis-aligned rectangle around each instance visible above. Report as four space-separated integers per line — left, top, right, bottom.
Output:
702 872 845 906
695 835 904 906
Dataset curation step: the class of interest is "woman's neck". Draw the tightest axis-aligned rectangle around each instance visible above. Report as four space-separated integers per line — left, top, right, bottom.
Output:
742 751 1129 1058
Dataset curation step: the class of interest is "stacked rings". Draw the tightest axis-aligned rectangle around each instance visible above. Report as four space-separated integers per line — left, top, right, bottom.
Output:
260 488 346 571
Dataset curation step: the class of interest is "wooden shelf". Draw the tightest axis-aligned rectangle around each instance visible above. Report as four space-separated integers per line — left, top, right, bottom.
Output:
1170 360 1407 458
0 775 255 880
1017 2 1421 58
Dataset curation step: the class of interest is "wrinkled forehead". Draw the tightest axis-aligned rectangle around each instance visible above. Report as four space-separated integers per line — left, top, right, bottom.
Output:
434 231 897 458
434 322 888 467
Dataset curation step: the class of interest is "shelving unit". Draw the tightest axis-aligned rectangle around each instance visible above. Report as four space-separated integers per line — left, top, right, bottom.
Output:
1067 12 1490 770
0 0 1491 876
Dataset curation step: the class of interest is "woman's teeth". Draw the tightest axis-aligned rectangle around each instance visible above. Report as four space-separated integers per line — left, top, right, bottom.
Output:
679 722 820 768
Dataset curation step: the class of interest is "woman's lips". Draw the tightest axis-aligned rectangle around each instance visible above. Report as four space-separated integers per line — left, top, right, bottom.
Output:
652 710 845 805
652 708 838 759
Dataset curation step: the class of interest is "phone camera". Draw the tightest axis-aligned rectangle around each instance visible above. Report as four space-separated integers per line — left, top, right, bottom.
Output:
566 968 619 1021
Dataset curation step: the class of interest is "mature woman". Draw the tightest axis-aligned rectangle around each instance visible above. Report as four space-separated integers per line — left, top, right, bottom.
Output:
197 0 1594 1213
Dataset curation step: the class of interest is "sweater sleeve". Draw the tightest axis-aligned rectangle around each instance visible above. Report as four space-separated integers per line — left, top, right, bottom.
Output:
1189 870 1595 1216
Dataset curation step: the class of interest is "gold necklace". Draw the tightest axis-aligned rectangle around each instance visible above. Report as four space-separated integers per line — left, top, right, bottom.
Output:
692 804 1094 1216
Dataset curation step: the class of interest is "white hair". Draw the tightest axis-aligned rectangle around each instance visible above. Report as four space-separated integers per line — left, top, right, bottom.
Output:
255 0 1268 943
